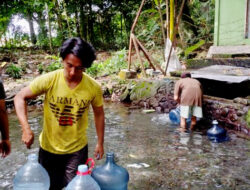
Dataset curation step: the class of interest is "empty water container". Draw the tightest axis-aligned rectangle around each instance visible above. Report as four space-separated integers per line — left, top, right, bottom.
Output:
66 164 100 190
207 120 229 143
169 107 181 124
13 154 50 190
169 106 191 125
92 152 129 190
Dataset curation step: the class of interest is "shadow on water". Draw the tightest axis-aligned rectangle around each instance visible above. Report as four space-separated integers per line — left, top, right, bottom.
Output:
1 102 250 189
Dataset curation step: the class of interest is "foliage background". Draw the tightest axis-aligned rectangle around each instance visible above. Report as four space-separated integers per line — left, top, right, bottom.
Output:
0 0 215 56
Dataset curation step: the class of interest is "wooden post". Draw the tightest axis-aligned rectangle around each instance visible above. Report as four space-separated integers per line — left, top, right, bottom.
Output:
130 0 146 33
164 0 185 75
128 35 133 70
131 34 146 77
127 0 146 70
134 36 165 75
135 38 156 70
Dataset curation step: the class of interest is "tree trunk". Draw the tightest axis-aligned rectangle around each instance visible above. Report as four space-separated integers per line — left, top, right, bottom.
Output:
75 10 80 37
79 2 87 40
62 0 72 37
37 10 48 44
54 0 64 41
26 10 36 45
88 0 94 43
46 3 53 52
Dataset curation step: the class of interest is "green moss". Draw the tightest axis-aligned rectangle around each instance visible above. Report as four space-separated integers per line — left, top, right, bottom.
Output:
129 81 164 101
186 59 211 69
170 71 182 77
246 110 250 128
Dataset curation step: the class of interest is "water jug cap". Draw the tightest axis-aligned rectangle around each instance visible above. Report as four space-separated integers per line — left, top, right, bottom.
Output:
78 165 88 172
212 120 218 125
76 158 95 176
106 152 114 157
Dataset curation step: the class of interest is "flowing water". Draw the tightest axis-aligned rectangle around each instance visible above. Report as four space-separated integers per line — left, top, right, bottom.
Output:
0 102 250 190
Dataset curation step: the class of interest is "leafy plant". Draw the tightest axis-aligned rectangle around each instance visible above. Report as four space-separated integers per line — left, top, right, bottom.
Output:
86 49 127 77
38 63 45 74
5 63 22 78
20 62 28 73
43 55 62 72
184 40 205 58
45 61 62 72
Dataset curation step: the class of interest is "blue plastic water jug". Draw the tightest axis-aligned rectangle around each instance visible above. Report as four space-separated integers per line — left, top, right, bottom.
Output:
207 120 229 143
66 163 100 190
13 154 50 190
169 106 191 125
91 152 129 190
169 107 181 124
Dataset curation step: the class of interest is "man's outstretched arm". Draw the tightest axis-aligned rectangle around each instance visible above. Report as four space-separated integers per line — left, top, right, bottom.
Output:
92 105 105 160
14 86 37 149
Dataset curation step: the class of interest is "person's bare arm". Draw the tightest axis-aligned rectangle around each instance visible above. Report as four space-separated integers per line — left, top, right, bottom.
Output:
0 99 11 157
92 105 105 160
14 86 38 149
174 81 180 103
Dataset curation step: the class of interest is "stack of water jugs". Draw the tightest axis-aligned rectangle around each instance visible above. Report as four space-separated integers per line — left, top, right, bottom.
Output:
13 152 129 190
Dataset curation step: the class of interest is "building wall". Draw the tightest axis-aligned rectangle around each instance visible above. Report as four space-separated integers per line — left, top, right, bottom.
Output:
214 0 250 46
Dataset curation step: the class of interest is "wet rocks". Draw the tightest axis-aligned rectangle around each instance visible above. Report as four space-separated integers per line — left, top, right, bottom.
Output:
104 78 250 136
203 95 250 135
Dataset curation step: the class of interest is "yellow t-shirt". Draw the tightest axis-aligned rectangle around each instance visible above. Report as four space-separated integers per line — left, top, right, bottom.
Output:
30 69 103 154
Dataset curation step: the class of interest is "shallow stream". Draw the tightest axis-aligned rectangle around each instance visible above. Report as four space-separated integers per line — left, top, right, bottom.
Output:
0 102 250 189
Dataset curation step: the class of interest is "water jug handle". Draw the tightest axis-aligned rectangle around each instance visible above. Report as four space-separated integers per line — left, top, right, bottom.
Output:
85 158 95 174
76 158 95 176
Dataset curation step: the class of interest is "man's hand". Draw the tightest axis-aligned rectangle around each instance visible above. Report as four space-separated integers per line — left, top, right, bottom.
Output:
94 143 104 160
174 95 180 103
22 128 34 149
0 140 11 158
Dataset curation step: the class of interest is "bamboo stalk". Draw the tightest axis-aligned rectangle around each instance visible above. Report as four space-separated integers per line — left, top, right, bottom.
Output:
166 0 169 38
169 0 174 41
128 0 146 70
164 0 186 75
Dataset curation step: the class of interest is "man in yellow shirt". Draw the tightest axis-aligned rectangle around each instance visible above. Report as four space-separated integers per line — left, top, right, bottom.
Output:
14 37 105 189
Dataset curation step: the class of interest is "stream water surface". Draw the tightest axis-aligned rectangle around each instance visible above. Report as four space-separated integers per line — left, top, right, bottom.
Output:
0 102 250 190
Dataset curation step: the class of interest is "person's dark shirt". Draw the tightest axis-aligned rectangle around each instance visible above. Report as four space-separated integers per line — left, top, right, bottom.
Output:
0 79 6 99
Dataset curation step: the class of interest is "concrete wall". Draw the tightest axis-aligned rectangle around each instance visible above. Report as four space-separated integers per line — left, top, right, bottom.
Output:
214 0 250 46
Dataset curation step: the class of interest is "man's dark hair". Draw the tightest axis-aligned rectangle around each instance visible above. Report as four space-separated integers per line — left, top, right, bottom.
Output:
59 37 96 68
181 72 191 78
